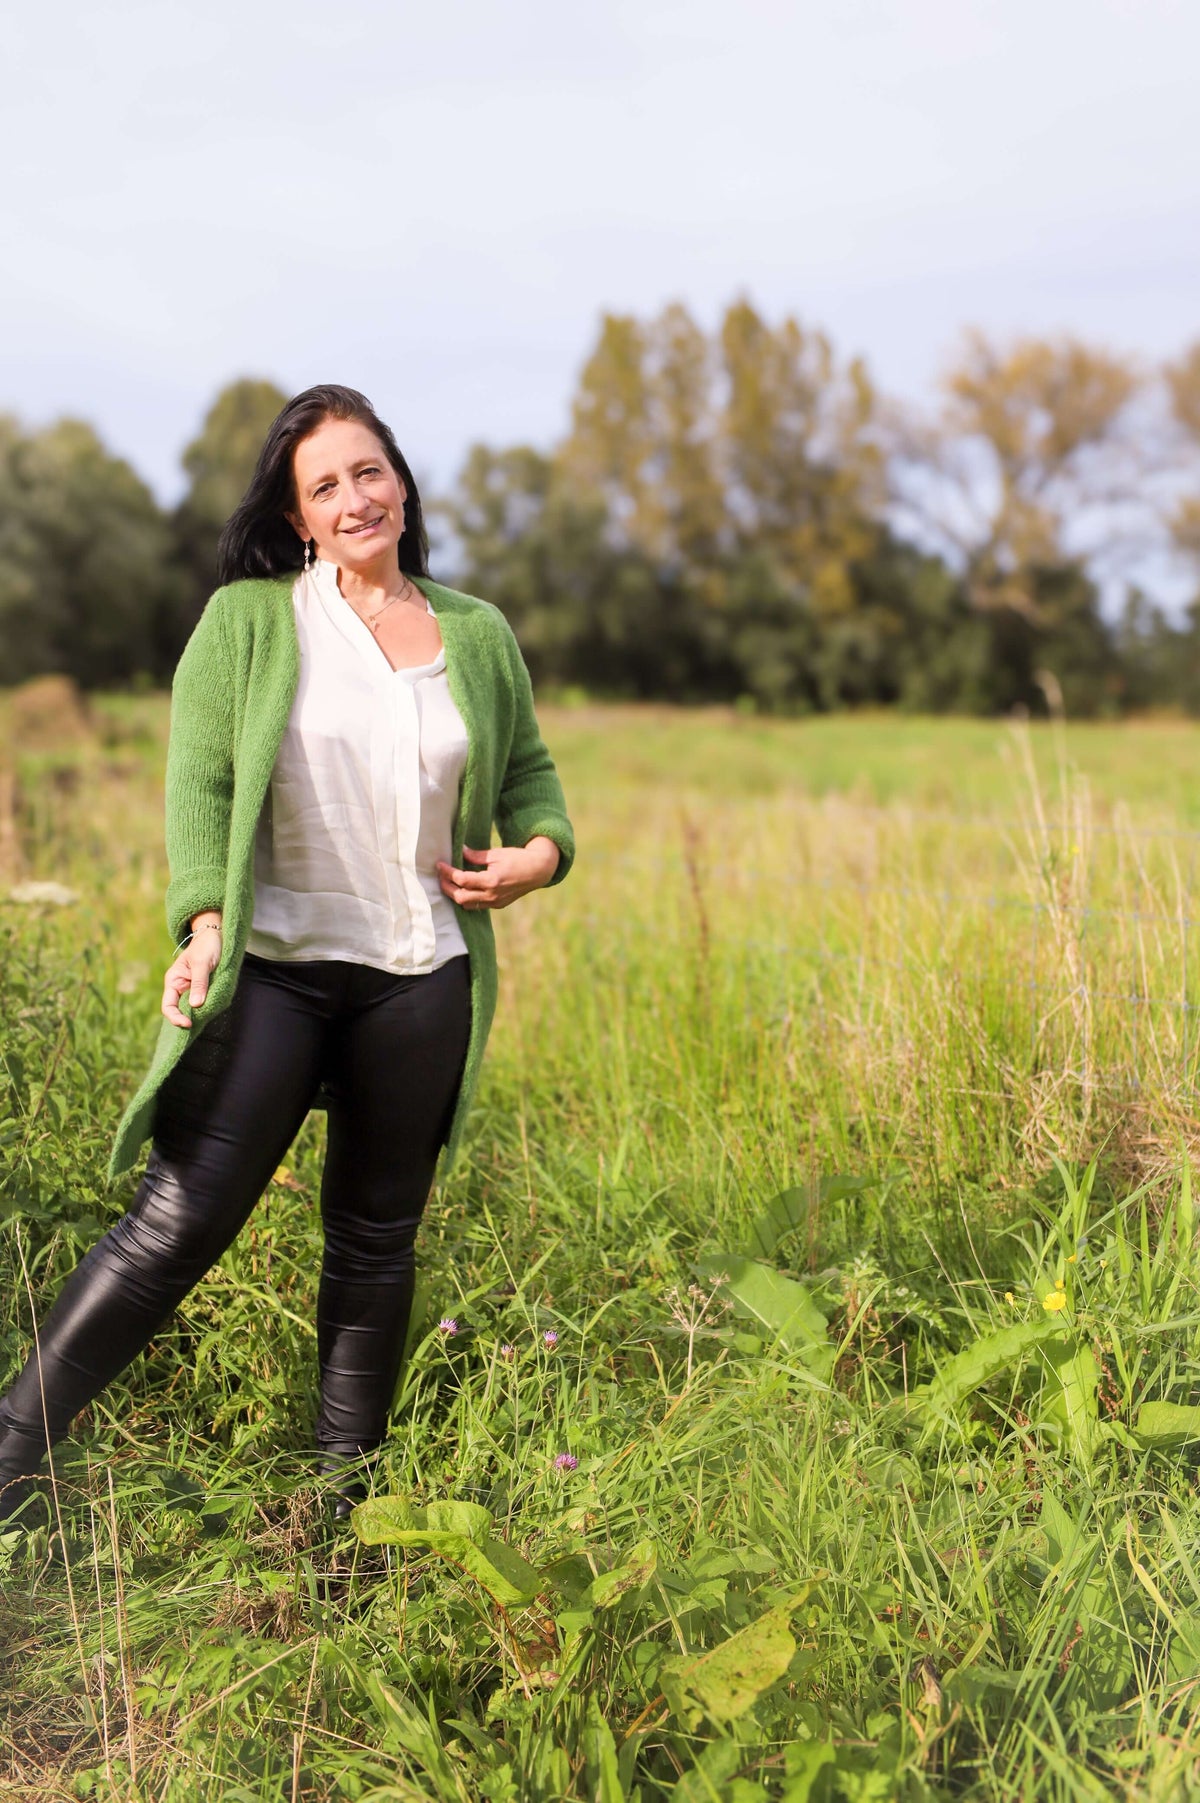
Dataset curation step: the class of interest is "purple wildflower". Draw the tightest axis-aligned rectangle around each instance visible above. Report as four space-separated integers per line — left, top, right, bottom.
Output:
553 1453 578 1472
438 1317 459 1337
543 1330 559 1349
500 1343 516 1362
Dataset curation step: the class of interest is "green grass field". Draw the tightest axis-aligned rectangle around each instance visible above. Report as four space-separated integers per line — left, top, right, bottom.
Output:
4 701 1200 1801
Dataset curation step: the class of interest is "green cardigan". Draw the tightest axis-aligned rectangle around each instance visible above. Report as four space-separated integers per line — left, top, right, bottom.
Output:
106 574 575 1186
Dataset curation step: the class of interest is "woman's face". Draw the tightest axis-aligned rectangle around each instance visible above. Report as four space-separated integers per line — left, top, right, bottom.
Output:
285 416 407 573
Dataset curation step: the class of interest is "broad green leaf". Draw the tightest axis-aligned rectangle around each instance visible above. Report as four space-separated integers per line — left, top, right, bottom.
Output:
591 1539 658 1609
661 1603 800 1725
1134 1401 1200 1447
743 1176 877 1261
556 1606 595 1640
1040 1336 1100 1465
1040 1488 1094 1571
658 1547 770 1591
671 1738 744 1801
904 1317 1062 1422
354 1496 493 1544
781 1739 837 1802
543 1552 594 1603
1097 1419 1143 1451
351 1496 542 1606
161 1467 207 1514
583 1698 626 1803
695 1255 833 1378
481 1536 546 1600
1168 1610 1200 1683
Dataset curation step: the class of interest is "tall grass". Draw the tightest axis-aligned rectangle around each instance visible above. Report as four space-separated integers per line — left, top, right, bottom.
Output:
3 699 1200 1799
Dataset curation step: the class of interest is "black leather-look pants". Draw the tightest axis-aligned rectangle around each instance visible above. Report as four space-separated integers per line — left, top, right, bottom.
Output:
0 951 471 1483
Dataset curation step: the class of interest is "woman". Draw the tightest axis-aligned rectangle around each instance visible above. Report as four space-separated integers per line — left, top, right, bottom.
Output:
0 384 574 1522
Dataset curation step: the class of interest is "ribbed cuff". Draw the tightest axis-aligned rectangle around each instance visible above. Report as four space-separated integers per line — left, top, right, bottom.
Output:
519 820 575 885
165 867 228 946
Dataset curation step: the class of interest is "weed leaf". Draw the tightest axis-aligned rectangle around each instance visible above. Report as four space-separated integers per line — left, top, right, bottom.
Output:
661 1601 804 1725
351 1496 543 1606
583 1697 626 1802
591 1538 659 1609
904 1317 1062 1423
1133 1401 1200 1447
696 1255 833 1377
743 1176 877 1261
1040 1336 1100 1465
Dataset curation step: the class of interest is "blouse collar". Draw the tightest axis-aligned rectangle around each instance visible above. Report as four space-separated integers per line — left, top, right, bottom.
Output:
303 557 443 678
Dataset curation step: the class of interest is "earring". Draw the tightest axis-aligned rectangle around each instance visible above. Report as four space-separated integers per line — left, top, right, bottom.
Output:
303 539 312 570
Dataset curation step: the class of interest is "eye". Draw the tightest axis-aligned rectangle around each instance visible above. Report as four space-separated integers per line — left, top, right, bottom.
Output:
313 482 333 498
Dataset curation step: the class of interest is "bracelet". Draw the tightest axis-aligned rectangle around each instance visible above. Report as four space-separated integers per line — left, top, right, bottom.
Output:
176 923 223 950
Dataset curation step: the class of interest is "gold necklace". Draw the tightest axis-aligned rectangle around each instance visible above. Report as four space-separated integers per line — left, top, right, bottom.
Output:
358 576 414 635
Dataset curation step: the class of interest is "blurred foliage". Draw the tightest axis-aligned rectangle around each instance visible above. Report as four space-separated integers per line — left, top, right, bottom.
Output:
445 303 1200 716
6 310 1200 713
163 376 289 673
0 416 171 688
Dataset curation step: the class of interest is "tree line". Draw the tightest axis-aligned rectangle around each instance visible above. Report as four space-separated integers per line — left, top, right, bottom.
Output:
4 304 1200 715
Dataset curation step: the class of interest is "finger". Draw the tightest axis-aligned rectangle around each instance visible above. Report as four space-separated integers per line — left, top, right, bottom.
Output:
162 963 201 1024
462 846 495 866
161 985 192 1027
440 855 499 888
193 955 223 1005
444 867 491 890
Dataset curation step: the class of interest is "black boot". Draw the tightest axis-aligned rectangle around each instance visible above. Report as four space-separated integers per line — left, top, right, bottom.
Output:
318 1453 372 1522
0 1420 49 1525
0 1468 43 1526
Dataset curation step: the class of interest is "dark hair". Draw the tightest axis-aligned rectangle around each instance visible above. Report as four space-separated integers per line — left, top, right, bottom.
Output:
216 384 430 584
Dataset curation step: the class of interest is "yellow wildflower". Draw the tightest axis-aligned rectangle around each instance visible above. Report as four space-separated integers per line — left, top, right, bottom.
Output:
1043 1292 1068 1312
1067 1254 1077 1264
1055 1277 1066 1290
1004 1292 1015 1305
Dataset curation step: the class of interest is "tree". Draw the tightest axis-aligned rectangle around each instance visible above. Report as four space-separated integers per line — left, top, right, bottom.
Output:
550 299 891 706
0 418 170 688
719 298 882 616
890 331 1140 712
714 299 887 706
1166 341 1200 568
561 302 726 637
439 443 668 696
162 378 288 674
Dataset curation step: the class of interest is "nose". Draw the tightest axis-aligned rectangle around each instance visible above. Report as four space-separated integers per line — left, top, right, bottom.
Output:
342 477 374 517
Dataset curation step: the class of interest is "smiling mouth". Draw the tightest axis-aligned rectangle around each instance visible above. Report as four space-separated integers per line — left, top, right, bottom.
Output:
344 517 384 535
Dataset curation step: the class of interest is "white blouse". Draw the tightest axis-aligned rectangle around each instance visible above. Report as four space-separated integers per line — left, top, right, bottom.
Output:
244 558 469 973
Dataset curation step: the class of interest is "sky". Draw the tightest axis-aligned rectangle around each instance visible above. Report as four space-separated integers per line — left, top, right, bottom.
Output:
3 0 1198 518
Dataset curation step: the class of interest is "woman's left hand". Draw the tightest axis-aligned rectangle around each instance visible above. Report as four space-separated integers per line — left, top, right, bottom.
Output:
437 837 561 911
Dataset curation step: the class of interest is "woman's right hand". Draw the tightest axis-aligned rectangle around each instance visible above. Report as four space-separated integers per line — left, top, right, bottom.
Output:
161 917 223 1026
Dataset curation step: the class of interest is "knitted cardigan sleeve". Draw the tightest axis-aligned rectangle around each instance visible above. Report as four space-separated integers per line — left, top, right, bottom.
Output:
494 622 575 886
163 593 236 944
